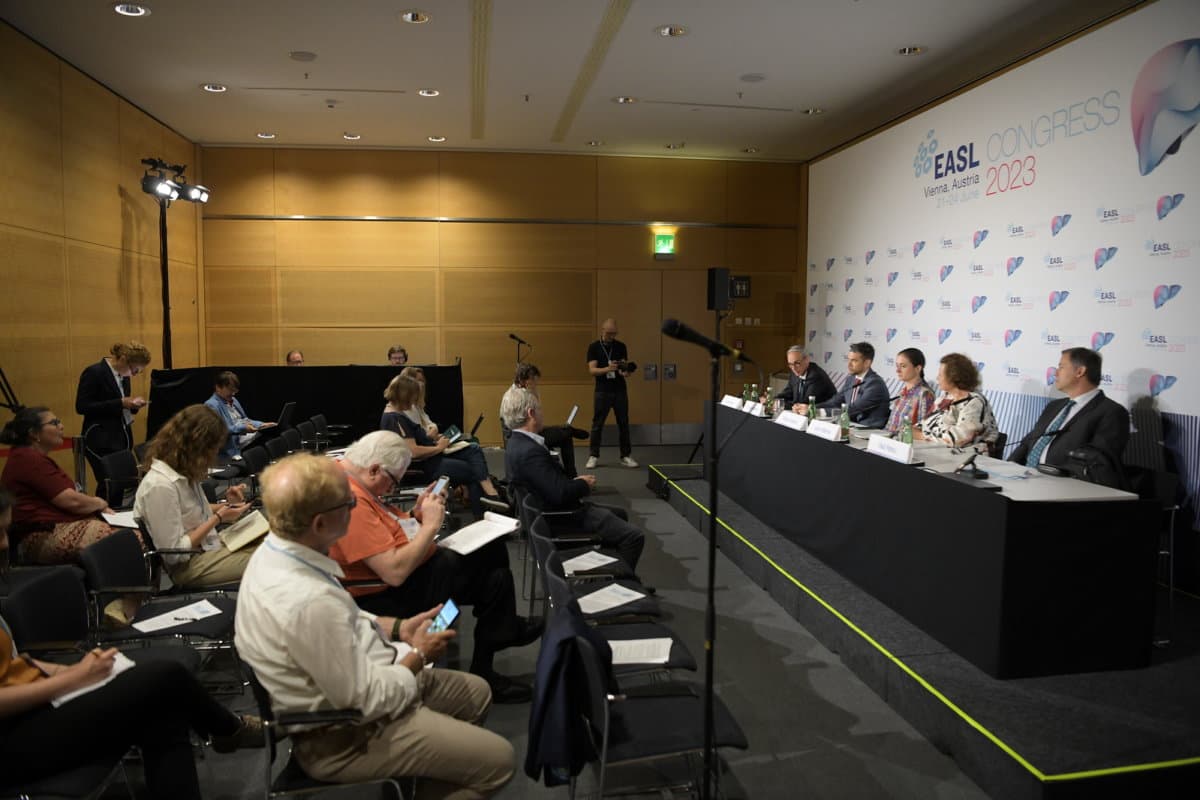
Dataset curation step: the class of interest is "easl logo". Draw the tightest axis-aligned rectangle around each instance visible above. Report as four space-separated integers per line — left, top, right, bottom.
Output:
912 128 979 178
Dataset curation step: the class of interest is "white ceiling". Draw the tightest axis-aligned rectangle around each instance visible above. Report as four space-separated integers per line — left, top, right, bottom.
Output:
1 0 1143 162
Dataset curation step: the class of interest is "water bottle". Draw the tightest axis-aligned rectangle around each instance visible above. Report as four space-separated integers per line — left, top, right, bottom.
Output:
750 384 759 409
807 395 818 422
742 383 750 404
899 415 913 445
838 403 850 440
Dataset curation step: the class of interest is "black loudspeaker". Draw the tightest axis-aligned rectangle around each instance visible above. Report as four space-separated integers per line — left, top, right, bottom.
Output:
706 267 731 311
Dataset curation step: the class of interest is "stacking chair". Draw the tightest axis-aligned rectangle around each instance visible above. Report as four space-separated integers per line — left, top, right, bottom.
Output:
242 659 409 799
309 413 352 449
296 420 320 452
540 550 660 623
265 436 290 463
529 515 635 583
240 445 270 500
98 448 140 509
281 427 303 454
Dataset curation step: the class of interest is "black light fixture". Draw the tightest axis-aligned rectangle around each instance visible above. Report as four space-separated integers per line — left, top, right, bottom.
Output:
140 157 212 369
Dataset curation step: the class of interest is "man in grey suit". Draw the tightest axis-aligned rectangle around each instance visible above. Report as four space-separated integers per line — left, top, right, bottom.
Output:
800 342 891 429
774 347 837 412
1010 347 1129 469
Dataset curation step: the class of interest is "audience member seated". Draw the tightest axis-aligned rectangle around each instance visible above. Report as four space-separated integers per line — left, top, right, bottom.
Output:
501 386 644 570
380 375 502 518
387 345 408 367
235 453 514 797
399 366 441 437
1010 347 1129 469
774 346 837 412
885 347 936 434
285 349 304 366
799 342 890 428
503 363 588 478
0 487 261 799
75 341 151 485
916 353 1000 450
134 404 257 588
204 370 276 461
0 407 126 564
331 431 540 703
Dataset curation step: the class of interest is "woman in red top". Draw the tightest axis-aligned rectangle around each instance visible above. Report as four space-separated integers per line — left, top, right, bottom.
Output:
0 406 120 564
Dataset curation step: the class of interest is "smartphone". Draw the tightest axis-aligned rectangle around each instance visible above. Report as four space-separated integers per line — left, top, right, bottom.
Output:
432 475 450 496
427 599 459 633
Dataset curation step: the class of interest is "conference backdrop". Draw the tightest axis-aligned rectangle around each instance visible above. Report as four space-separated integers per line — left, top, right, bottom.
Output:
808 0 1200 522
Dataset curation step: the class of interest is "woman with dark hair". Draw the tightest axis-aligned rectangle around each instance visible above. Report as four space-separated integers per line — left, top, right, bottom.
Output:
917 353 1000 449
134 405 255 588
0 407 123 564
0 490 263 798
885 348 936 434
75 341 151 483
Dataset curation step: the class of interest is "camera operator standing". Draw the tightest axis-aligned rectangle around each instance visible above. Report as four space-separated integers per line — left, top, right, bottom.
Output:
585 318 638 468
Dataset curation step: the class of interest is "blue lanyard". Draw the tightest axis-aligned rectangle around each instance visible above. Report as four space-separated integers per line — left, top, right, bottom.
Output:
264 538 344 590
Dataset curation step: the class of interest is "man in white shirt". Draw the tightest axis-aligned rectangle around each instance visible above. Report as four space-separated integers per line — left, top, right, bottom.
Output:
235 453 513 798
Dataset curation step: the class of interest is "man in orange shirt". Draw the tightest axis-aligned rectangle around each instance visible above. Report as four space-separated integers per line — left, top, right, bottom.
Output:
330 431 540 704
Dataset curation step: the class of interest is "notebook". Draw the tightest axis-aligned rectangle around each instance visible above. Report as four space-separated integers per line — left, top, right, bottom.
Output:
218 509 270 552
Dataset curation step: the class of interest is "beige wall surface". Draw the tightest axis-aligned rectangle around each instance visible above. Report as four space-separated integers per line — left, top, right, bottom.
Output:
0 25 201 473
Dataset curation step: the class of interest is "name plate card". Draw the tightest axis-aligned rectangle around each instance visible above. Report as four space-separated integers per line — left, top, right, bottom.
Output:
774 410 810 432
743 401 765 416
720 395 744 409
806 419 843 441
867 434 914 464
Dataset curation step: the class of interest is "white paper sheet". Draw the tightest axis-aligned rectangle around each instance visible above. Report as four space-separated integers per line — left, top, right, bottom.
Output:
101 510 138 528
562 550 618 575
131 599 223 633
437 512 519 555
608 638 673 665
576 583 646 615
51 651 137 707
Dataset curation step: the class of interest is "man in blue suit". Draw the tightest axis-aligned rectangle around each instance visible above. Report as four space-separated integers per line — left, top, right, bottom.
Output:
802 342 891 429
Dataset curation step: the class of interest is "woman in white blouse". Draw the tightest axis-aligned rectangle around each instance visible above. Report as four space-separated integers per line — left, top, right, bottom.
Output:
133 405 254 587
916 353 1000 451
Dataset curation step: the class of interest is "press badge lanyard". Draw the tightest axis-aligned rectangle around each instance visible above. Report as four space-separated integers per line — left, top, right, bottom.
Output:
265 538 344 590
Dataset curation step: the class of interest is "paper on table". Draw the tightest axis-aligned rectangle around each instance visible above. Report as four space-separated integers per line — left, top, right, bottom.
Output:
51 651 137 707
562 550 618 575
101 510 138 528
577 583 646 615
437 512 519 555
132 599 223 633
608 638 673 665
982 459 1036 479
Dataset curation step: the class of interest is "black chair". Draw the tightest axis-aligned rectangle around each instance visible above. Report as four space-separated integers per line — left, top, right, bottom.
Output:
296 420 319 452
0 757 126 800
98 449 140 509
309 413 351 450
281 427 303 454
265 437 290 463
242 659 409 799
540 550 660 623
988 432 1008 459
529 514 635 582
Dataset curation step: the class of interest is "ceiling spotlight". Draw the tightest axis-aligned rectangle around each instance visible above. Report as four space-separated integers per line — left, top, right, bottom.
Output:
141 172 179 201
613 96 638 104
178 182 211 204
417 88 440 97
897 46 926 56
201 83 227 93
113 3 150 17
289 51 317 62
742 147 759 154
587 140 604 147
400 9 430 23
428 135 446 143
256 132 276 139
665 142 685 150
803 107 825 115
656 25 687 37
342 132 361 141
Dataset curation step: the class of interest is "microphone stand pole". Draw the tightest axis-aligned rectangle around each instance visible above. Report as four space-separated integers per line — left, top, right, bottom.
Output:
702 307 727 800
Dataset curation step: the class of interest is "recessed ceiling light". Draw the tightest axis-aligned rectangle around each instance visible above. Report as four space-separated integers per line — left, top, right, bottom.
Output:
342 132 361 141
665 142 685 150
613 96 638 104
201 83 227 93
742 147 759 154
587 140 604 147
428 135 446 143
113 3 151 17
655 25 687 37
418 88 440 97
739 73 766 83
256 132 276 140
289 51 317 62
400 9 430 23
897 46 926 56
803 107 825 115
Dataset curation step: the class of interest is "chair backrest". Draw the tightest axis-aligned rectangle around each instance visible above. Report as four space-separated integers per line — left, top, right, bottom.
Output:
519 491 545 531
241 446 270 476
99 449 140 507
528 515 557 572
542 551 575 613
989 432 1008 459
296 420 318 450
2 566 90 645
310 414 328 434
79 529 149 593
281 427 302 453
265 437 289 462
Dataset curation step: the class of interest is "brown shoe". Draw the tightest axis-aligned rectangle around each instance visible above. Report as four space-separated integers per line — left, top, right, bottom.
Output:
212 714 265 753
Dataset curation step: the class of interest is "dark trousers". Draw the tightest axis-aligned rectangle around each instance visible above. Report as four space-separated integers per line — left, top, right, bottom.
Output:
542 426 578 478
356 541 521 674
423 444 489 517
0 659 239 800
555 504 644 571
589 390 631 458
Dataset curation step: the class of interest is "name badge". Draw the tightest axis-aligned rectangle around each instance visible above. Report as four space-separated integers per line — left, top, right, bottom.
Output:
606 371 616 379
806 419 842 441
867 434 914 464
774 410 809 431
720 394 744 409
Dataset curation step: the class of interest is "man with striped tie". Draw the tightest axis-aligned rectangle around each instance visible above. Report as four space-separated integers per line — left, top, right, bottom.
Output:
1010 347 1129 470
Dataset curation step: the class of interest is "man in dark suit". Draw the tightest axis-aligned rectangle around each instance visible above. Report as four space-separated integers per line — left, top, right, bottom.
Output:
75 342 151 484
803 342 890 428
501 386 643 570
1010 347 1129 469
774 346 837 411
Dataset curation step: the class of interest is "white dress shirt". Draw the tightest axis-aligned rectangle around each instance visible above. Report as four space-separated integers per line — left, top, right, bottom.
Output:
107 360 133 426
511 428 547 449
235 533 419 727
133 459 213 564
1036 386 1101 464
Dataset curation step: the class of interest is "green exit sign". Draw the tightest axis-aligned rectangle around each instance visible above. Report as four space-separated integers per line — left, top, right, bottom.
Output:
654 232 676 259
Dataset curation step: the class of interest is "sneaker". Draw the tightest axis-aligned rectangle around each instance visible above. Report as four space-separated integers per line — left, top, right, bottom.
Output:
211 714 265 753
620 456 639 468
585 456 599 469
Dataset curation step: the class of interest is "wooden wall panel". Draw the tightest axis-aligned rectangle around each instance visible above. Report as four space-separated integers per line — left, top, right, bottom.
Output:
724 272 798 328
726 228 798 272
274 150 439 218
168 261 201 368
199 148 276 216
461 383 509 446
60 65 120 250
595 271 661 426
597 158 726 224
660 270 712 426
161 132 198 265
443 328 594 385
282 327 438 367
278 269 437 326
726 162 799 226
439 223 595 269
206 327 279 367
203 220 276 267
439 153 596 220
721 328 797 398
442 270 593 326
275 220 438 268
0 25 63 236
117 101 165 258
205 267 276 327
595 225 725 269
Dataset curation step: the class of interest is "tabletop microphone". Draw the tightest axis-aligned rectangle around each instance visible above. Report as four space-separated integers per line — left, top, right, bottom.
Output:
508 333 530 346
661 319 753 362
